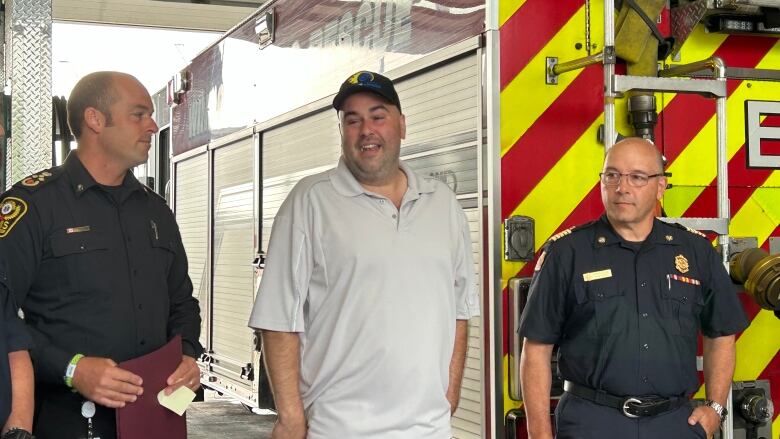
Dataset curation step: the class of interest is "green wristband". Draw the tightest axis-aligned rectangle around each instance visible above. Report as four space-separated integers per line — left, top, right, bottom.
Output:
64 353 84 388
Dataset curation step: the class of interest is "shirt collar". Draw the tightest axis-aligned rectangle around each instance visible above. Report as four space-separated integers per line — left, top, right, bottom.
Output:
329 157 436 198
593 214 681 248
64 151 145 198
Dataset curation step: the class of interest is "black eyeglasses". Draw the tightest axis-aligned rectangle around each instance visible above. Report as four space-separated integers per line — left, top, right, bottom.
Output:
600 171 664 187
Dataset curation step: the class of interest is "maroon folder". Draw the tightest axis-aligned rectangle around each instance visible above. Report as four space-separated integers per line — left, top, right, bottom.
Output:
116 335 187 439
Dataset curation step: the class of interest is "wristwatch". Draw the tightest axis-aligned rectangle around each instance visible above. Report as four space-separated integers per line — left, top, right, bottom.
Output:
1 428 35 439
704 399 728 424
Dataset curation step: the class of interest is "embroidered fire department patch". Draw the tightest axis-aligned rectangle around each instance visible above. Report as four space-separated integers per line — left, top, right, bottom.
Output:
0 197 28 238
675 254 689 273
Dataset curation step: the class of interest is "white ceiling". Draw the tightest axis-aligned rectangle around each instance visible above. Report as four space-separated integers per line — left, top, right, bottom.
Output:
53 0 264 32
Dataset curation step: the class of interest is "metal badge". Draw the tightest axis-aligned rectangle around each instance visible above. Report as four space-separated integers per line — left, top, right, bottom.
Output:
675 254 690 273
81 401 96 418
665 235 673 242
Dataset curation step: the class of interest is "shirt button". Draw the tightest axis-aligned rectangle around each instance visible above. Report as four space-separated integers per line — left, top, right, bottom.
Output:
642 376 648 383
640 282 647 287
127 237 132 243
379 200 385 204
140 340 146 346
392 214 397 219
79 244 86 251
641 313 648 318
133 269 138 276
137 304 143 310
643 343 649 349
597 293 604 299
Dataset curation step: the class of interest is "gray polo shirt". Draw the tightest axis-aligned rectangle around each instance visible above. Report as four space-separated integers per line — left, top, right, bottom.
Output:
249 157 479 438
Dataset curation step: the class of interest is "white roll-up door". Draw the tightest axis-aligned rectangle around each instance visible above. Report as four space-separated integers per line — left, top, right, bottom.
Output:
211 137 256 382
174 153 210 351
262 52 483 438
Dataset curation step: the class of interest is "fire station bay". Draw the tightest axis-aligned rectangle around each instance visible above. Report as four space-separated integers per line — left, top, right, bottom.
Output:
1 1 779 438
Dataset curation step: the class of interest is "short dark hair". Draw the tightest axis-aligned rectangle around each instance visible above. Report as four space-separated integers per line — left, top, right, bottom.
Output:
67 71 120 139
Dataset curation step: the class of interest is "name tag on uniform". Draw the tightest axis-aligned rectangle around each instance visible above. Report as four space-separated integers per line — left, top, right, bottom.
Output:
583 269 612 282
66 225 91 234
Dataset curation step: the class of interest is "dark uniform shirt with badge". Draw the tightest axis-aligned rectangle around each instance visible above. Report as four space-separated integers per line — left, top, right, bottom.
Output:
519 215 749 398
0 153 202 389
0 267 33 427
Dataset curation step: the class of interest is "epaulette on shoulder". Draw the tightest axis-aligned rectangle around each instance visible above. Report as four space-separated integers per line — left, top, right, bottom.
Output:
12 166 63 192
672 222 707 239
545 220 597 246
548 227 576 243
141 184 168 203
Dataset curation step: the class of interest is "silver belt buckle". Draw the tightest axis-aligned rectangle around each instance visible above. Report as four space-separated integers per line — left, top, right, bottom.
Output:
622 397 642 418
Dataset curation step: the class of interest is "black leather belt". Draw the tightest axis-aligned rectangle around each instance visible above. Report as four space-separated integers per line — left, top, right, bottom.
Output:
563 380 688 418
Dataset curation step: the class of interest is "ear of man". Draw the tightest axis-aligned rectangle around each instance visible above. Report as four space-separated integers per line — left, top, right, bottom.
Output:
83 107 106 134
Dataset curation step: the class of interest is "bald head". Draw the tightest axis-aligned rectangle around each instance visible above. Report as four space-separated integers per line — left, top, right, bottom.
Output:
67 71 141 139
606 137 665 175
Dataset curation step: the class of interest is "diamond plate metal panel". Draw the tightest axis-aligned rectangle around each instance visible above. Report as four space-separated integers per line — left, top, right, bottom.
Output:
7 0 52 188
671 0 709 57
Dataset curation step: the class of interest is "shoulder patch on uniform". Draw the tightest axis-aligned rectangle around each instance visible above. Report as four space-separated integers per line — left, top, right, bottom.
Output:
13 167 62 191
672 222 707 238
0 196 28 238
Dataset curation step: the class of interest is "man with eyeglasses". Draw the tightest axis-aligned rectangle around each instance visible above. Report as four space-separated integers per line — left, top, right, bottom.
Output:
518 137 748 439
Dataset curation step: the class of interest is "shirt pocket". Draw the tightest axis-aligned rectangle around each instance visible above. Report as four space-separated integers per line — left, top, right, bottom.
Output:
661 276 704 336
149 220 176 274
49 228 110 295
574 276 625 337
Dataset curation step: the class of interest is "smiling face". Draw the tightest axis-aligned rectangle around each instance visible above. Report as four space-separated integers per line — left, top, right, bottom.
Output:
601 138 667 234
97 74 158 170
338 91 406 187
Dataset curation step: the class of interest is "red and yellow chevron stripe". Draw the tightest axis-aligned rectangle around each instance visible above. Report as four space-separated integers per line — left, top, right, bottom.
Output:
499 0 780 429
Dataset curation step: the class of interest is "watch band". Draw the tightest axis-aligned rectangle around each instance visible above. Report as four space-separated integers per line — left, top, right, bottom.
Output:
704 399 728 423
63 353 85 388
1 428 35 439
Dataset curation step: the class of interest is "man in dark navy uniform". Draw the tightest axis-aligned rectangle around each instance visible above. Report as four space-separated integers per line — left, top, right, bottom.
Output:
0 72 203 439
519 137 749 439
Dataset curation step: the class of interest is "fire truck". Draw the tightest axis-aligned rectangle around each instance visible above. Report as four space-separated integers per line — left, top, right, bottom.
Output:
141 0 780 437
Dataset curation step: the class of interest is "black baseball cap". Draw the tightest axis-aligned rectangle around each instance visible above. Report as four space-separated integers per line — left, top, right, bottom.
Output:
332 71 401 113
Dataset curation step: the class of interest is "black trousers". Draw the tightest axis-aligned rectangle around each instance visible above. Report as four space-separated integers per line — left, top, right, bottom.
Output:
555 392 708 439
34 388 116 439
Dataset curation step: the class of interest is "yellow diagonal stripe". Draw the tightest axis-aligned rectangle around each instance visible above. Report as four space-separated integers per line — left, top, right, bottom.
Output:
501 119 605 286
704 310 780 387
499 0 528 27
500 5 587 156
693 310 780 399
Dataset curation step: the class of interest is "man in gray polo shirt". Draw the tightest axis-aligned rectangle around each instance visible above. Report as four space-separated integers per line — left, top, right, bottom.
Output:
248 71 479 439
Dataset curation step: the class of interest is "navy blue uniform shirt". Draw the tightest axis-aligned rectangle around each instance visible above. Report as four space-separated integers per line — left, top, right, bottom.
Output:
0 267 33 427
519 215 749 398
0 152 202 389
